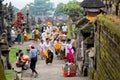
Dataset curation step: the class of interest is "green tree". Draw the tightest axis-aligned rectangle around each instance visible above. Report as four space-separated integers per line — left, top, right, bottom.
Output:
55 1 83 21
9 6 19 18
13 7 19 13
21 6 27 15
25 0 54 16
54 3 65 15
55 1 84 38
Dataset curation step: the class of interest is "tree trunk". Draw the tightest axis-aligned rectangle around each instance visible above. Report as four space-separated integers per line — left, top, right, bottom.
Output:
68 17 73 38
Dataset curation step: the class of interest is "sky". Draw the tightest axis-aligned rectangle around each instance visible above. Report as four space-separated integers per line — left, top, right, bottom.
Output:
3 0 83 10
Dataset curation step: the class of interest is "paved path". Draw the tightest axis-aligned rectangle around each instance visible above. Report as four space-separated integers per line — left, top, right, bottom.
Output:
12 41 90 80
22 58 90 80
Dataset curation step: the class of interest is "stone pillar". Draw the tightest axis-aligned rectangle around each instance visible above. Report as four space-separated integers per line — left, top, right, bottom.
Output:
0 33 11 69
0 43 7 80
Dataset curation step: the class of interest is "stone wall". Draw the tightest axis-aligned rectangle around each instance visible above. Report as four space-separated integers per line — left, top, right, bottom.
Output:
93 14 120 80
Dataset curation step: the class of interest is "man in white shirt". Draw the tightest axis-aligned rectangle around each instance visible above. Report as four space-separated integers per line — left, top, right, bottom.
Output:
62 23 68 35
11 27 16 44
46 23 52 34
41 32 46 41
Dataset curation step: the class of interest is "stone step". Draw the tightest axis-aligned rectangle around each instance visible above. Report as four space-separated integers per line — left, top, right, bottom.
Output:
5 70 20 80
12 64 22 73
21 77 32 80
80 77 91 80
13 67 22 73
17 73 22 80
21 77 90 80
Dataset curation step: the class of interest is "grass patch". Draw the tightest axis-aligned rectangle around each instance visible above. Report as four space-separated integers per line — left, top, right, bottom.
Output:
9 48 25 64
5 70 12 80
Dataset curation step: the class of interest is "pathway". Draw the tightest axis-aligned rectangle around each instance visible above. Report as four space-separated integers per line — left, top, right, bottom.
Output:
12 41 90 80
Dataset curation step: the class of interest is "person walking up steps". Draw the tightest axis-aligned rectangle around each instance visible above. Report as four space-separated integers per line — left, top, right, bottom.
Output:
62 23 68 35
66 39 74 63
34 28 39 42
44 38 53 64
10 27 15 44
54 39 61 59
60 39 66 59
17 27 22 45
39 40 45 60
29 43 38 78
21 28 25 44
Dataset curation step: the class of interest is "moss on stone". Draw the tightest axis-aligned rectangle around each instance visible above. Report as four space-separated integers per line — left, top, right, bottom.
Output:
84 36 94 44
88 68 95 79
97 14 120 37
81 23 94 33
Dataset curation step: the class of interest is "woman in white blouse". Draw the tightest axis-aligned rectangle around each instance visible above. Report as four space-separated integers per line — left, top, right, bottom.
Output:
39 40 45 60
44 38 53 64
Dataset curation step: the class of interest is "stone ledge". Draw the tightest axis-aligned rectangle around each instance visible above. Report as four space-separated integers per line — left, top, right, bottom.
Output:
17 73 22 80
13 65 22 73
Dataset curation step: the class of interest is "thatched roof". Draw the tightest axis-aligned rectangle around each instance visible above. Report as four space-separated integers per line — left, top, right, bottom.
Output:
81 0 105 8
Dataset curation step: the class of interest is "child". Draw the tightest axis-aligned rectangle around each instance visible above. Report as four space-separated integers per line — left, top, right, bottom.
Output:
65 39 74 63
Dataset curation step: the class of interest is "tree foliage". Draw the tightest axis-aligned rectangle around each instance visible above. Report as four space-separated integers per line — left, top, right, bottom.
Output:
22 0 54 16
55 1 83 18
55 3 65 14
13 7 19 13
10 6 19 18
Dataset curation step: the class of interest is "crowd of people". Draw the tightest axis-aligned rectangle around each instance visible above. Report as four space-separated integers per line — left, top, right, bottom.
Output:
14 22 76 78
36 22 75 63
10 26 28 45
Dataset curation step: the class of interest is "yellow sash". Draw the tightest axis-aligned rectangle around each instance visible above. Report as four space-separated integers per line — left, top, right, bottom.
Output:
45 49 49 58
